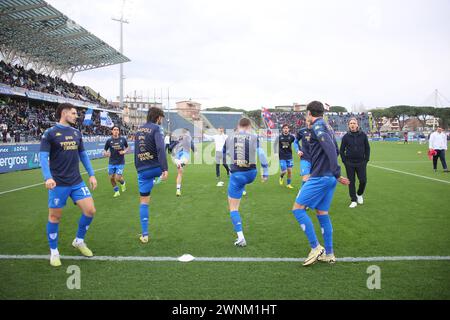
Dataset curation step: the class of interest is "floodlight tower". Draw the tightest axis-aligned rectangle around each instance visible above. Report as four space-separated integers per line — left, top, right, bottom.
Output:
112 0 129 110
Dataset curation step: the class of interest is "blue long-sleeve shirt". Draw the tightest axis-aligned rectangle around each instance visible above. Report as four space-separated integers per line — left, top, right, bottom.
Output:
309 118 341 178
39 123 94 186
134 122 168 172
294 127 312 162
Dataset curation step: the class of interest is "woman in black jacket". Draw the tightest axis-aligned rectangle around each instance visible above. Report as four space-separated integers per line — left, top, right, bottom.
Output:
340 118 370 208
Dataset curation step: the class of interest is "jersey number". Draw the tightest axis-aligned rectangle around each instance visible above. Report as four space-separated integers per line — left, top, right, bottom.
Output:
81 187 91 196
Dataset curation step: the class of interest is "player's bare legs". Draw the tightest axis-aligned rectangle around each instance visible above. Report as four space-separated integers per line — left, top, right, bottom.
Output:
76 197 96 218
48 208 63 224
109 174 117 188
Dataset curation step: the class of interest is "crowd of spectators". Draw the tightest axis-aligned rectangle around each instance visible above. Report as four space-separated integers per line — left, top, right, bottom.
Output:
327 112 370 132
0 60 116 109
269 112 306 131
267 111 371 133
0 98 130 143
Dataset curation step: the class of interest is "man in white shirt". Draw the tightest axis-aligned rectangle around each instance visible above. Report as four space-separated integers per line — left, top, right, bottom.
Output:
204 127 230 186
164 134 170 153
429 127 448 173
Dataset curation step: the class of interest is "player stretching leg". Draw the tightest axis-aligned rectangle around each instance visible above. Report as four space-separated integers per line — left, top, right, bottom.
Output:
274 124 295 189
134 107 168 243
224 118 269 247
172 129 195 197
104 126 129 197
40 103 98 267
291 101 349 266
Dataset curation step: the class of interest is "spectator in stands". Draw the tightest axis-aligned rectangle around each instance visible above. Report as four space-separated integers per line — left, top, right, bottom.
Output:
429 127 448 173
340 118 370 208
0 60 113 108
0 98 130 142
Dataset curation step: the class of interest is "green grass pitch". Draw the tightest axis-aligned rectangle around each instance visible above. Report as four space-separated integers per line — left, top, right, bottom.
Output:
0 141 449 299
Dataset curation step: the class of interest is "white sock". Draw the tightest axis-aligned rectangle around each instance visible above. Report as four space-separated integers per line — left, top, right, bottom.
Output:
177 184 181 190
50 248 59 256
237 231 245 241
75 238 84 244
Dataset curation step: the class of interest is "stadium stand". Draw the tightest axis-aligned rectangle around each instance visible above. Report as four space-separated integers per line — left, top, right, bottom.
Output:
162 111 198 135
0 60 109 107
0 97 130 143
0 0 131 144
201 111 243 130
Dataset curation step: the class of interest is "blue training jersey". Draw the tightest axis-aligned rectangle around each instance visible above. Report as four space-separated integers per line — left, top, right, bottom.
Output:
223 132 268 174
275 133 295 160
295 127 312 162
104 136 128 165
134 122 168 173
40 124 85 186
309 118 341 178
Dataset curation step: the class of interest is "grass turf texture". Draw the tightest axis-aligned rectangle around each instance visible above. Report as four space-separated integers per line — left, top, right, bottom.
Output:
0 141 449 299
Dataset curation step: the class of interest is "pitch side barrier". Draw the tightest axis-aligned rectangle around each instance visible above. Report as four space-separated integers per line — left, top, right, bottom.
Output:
0 137 135 174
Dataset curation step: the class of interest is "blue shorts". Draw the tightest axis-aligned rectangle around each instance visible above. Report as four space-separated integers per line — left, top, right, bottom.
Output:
228 170 257 199
176 151 190 161
138 167 163 196
108 164 125 175
295 176 337 211
280 159 294 172
300 160 311 176
48 181 92 209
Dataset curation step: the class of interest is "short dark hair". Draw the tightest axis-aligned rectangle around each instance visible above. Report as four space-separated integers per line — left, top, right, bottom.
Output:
56 103 75 120
282 124 289 129
147 107 165 123
112 125 120 131
306 101 324 117
238 118 251 128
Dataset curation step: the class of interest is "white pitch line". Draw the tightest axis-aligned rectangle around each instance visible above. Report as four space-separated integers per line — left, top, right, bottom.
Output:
368 164 450 185
0 160 134 196
0 255 449 263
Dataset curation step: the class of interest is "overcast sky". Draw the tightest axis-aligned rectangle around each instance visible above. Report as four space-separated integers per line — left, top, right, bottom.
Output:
46 0 450 110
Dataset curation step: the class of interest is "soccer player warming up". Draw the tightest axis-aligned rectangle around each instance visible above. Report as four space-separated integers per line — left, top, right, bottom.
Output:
172 128 196 196
274 124 295 189
134 107 168 244
291 101 349 266
103 126 129 197
223 118 269 247
40 103 98 267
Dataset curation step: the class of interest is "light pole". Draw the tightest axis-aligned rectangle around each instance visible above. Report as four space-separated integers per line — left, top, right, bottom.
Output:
112 1 129 110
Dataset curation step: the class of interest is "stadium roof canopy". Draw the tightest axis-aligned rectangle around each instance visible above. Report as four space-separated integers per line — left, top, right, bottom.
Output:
0 0 130 76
